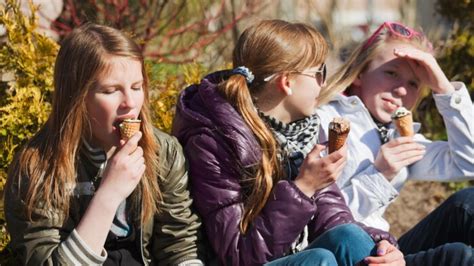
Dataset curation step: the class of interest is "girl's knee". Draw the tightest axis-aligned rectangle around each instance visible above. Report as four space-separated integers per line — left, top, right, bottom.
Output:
449 188 474 204
329 223 371 243
444 242 472 257
445 188 474 212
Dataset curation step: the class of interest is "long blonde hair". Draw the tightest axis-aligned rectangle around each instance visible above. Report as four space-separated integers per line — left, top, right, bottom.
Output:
7 23 160 223
319 23 433 105
217 20 328 233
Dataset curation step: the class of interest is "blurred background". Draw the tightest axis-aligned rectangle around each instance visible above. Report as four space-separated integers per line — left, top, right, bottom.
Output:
0 0 473 260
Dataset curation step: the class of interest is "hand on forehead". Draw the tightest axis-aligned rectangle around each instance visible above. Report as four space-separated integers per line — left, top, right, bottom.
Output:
369 41 428 83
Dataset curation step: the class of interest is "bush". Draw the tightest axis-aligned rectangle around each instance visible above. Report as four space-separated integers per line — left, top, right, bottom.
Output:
0 0 58 253
416 0 474 192
148 62 209 133
415 0 474 140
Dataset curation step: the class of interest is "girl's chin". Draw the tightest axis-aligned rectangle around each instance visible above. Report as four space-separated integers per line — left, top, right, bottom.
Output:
373 112 392 124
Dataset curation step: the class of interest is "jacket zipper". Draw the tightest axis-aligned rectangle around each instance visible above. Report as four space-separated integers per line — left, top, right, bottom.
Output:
140 226 147 265
140 208 148 265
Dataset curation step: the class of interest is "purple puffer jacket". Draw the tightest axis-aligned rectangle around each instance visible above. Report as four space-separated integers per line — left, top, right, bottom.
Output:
172 71 397 266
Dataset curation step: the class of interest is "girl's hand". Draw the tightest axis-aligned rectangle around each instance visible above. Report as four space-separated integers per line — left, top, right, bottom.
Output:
394 48 454 94
364 240 406 265
97 132 145 206
374 137 425 181
295 143 346 197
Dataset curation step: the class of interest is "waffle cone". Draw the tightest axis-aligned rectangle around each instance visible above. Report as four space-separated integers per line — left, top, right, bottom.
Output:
119 120 141 140
328 130 349 153
328 129 349 153
394 113 414 137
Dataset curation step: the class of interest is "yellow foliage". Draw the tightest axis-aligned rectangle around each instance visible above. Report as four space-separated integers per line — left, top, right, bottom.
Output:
0 0 58 252
149 62 208 133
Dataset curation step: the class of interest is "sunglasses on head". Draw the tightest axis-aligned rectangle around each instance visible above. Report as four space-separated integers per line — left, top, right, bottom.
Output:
362 22 423 50
264 63 327 86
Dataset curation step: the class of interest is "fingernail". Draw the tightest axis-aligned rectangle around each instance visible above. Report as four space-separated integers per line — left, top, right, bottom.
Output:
364 258 370 263
377 249 384 255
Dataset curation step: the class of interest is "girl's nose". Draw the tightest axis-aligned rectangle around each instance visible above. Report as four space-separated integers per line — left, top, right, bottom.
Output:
121 91 136 108
392 85 408 97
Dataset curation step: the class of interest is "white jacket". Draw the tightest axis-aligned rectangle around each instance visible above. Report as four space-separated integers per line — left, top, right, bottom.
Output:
317 82 474 231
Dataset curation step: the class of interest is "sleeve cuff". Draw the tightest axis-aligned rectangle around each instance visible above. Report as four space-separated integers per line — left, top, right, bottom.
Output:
177 259 205 266
59 229 107 265
434 82 470 112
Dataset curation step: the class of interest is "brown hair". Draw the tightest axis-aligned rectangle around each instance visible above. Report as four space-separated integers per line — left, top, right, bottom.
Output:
319 23 433 105
8 23 160 223
217 19 328 233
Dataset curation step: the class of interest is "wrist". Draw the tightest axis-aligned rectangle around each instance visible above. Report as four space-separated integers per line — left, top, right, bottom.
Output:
294 178 316 198
93 187 123 211
433 82 455 95
374 165 396 181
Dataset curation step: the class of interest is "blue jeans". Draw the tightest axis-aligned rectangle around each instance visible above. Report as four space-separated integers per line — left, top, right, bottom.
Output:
400 188 474 266
266 223 375 266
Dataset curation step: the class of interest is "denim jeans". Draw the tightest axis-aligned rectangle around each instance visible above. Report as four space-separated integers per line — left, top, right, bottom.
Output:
400 188 474 266
266 223 375 266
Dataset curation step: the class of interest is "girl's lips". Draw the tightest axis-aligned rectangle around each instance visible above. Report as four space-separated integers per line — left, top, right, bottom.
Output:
382 99 399 113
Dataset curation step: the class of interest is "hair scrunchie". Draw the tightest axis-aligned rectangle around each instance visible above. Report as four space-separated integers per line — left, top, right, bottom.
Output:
231 66 255 84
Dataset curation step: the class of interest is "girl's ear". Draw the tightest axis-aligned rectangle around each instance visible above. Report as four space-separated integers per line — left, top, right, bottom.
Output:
349 73 363 96
276 73 293 96
353 73 362 86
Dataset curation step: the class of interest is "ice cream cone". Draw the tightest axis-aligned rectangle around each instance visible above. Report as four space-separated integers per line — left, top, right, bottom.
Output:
328 117 350 153
119 119 141 140
392 107 414 137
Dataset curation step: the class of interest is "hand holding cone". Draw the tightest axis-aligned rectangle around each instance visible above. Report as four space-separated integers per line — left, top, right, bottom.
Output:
119 119 141 140
328 117 350 153
391 107 414 137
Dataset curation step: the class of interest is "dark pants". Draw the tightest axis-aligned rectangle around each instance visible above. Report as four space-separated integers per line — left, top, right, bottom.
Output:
399 188 474 266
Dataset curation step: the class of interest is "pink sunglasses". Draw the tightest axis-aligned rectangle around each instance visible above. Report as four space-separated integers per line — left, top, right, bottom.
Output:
362 22 423 50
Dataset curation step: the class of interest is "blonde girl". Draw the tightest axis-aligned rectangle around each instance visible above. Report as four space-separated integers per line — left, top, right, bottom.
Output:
318 21 474 265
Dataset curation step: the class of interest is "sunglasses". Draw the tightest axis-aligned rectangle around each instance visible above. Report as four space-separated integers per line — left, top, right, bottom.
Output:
264 63 327 85
362 22 422 50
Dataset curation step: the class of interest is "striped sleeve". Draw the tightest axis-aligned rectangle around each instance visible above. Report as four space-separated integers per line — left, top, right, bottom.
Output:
177 259 204 266
57 229 107 265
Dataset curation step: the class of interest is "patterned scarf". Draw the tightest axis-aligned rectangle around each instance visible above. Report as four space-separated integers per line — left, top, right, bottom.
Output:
259 112 320 157
372 116 391 144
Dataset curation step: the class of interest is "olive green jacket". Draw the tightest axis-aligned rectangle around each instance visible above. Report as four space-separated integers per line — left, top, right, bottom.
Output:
5 129 203 265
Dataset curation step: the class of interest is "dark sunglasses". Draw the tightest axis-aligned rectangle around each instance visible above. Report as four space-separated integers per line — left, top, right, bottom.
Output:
362 22 423 50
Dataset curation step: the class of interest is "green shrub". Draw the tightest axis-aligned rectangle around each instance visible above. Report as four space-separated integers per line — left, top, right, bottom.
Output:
418 0 474 191
0 0 58 253
148 62 208 132
416 0 474 141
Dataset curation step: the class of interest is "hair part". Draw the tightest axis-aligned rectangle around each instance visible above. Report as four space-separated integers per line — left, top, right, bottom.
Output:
8 23 160 223
218 19 328 233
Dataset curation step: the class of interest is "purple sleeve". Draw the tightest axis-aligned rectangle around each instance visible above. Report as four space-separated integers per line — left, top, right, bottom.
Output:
185 134 317 266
